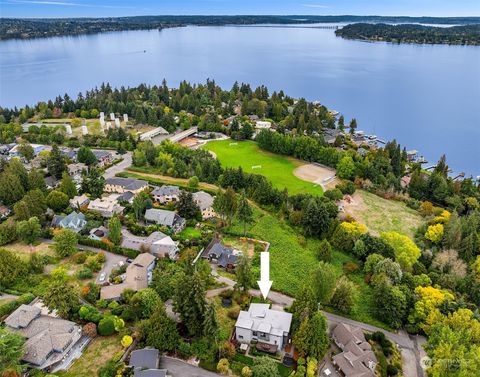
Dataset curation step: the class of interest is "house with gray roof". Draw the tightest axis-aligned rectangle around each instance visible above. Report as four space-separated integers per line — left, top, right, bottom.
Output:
105 177 148 195
129 348 169 377
51 211 86 233
4 303 84 371
92 150 113 167
235 303 292 354
121 229 179 259
151 185 181 204
144 208 185 233
202 240 242 271
192 191 216 219
331 323 377 377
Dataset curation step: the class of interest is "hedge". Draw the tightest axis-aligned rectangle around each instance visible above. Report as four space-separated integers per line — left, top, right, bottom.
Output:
78 237 139 258
0 293 35 317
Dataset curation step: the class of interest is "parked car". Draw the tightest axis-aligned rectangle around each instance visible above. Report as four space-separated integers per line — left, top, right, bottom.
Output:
99 273 106 282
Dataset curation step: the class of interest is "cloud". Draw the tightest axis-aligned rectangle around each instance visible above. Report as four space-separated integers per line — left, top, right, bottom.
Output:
5 0 136 8
302 3 329 8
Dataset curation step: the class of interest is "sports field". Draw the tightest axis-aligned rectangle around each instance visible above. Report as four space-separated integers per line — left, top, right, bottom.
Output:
203 140 324 195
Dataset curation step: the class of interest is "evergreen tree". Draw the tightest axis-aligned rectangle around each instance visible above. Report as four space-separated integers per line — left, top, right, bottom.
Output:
77 146 96 165
59 171 78 198
142 306 180 352
108 215 122 246
42 271 79 319
28 168 46 191
177 191 200 219
202 302 219 340
81 167 105 198
236 190 253 236
47 144 66 179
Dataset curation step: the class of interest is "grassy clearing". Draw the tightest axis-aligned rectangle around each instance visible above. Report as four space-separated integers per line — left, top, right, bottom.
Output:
57 336 122 377
178 227 202 240
202 140 323 196
227 206 387 329
213 296 238 342
344 190 423 238
4 241 55 259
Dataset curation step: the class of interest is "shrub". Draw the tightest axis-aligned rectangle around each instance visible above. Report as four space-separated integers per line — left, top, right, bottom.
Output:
83 322 97 337
227 307 240 320
121 335 133 348
77 267 93 279
241 366 253 377
219 341 236 360
343 262 360 274
98 317 116 336
217 358 230 375
72 252 87 264
386 364 399 376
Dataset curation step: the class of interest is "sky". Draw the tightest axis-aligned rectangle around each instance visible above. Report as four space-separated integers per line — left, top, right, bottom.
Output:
0 0 479 18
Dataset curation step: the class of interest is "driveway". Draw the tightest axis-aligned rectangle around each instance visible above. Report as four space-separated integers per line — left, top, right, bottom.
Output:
160 357 219 377
103 151 132 179
95 249 127 284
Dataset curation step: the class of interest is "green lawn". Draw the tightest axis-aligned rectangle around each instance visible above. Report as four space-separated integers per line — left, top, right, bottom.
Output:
226 206 387 329
178 227 202 240
202 140 323 196
346 190 423 239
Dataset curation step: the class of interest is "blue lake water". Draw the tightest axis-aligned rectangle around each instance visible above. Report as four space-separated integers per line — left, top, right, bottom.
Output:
0 25 479 176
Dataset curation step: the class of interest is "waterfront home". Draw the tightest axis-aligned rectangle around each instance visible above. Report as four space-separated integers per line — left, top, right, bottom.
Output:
235 303 292 354
70 194 90 209
121 229 179 259
151 185 181 204
331 323 377 377
51 211 87 233
202 239 242 271
4 302 84 372
92 150 113 167
129 348 168 377
144 208 186 233
89 226 109 241
100 253 156 300
192 191 216 220
87 195 124 218
104 177 148 194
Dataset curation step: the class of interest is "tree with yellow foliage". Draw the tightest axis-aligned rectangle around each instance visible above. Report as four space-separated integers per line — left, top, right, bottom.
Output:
381 231 421 271
425 223 444 244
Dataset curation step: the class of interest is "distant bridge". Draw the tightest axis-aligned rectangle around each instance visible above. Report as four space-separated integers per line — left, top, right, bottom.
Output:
167 127 198 143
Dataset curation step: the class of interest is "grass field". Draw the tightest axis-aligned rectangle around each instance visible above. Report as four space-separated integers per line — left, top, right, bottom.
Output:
202 140 323 196
227 206 387 329
344 190 423 239
57 336 122 377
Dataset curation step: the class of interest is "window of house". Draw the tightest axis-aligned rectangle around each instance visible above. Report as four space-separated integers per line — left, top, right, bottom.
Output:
238 335 244 339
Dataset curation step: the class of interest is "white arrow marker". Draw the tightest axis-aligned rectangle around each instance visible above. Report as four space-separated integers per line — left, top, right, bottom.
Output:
257 252 273 299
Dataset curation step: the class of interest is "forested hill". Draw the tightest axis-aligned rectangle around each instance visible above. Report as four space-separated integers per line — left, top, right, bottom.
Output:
1 15 480 40
335 23 480 45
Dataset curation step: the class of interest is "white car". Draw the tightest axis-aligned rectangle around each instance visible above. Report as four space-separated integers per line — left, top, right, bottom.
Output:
99 273 106 282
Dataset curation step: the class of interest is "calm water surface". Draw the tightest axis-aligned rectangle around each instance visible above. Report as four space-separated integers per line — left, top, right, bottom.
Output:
0 25 479 176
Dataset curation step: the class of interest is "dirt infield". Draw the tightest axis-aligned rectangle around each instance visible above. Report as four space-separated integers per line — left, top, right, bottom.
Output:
293 164 337 190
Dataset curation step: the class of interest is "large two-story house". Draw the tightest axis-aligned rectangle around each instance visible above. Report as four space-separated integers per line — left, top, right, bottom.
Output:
4 302 84 372
151 185 181 205
235 303 292 354
104 177 148 195
192 191 216 220
51 211 87 233
121 229 179 259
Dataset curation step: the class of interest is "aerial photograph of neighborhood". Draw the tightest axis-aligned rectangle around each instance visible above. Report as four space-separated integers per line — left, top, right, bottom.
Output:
0 1 479 376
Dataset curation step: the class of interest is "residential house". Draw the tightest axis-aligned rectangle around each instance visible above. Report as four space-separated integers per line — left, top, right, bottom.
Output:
235 303 292 354
89 226 109 241
192 191 216 220
121 229 179 259
60 147 77 161
332 323 377 377
100 253 156 301
0 205 11 219
87 195 124 218
4 302 84 371
117 191 135 204
9 143 46 158
144 208 186 233
92 150 113 167
255 120 272 131
202 240 242 271
105 177 148 195
67 162 87 181
45 176 59 190
129 348 169 377
70 194 90 209
51 211 87 233
151 185 181 205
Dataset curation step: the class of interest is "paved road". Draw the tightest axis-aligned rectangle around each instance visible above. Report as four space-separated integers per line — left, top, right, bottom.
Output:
103 151 132 179
160 357 220 377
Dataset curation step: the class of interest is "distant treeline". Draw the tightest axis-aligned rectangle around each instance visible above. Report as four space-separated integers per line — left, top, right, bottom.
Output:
336 23 480 45
1 15 480 40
